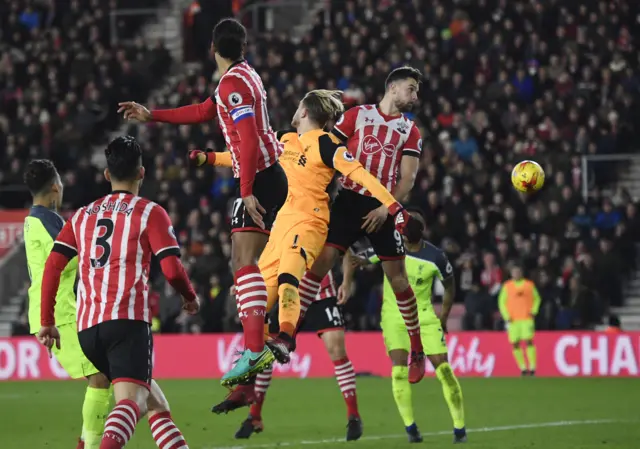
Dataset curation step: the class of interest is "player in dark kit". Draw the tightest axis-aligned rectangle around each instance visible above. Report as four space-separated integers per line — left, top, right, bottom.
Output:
118 18 287 388
37 136 199 449
298 67 428 383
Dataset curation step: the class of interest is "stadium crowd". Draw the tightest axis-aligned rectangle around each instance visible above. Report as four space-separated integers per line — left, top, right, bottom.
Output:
8 0 640 335
0 0 172 209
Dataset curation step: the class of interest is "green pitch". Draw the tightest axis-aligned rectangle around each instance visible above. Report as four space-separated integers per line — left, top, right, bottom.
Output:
0 377 637 448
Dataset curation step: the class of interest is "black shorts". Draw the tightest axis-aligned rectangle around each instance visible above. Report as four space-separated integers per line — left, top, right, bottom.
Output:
266 297 345 336
232 162 288 234
326 189 405 260
78 319 153 389
301 297 345 335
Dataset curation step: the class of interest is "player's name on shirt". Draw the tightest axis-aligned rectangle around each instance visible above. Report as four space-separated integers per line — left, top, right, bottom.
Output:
85 198 136 216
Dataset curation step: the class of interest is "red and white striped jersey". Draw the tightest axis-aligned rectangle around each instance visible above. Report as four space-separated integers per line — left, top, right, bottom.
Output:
54 192 181 331
332 104 422 196
213 60 282 177
317 271 338 301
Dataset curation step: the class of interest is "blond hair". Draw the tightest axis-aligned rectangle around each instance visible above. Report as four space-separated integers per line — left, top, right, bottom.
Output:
302 90 345 128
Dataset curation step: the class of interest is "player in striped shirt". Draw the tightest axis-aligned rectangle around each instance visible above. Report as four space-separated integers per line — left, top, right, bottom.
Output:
24 160 111 449
37 136 198 449
234 270 363 441
118 18 285 386
298 67 428 383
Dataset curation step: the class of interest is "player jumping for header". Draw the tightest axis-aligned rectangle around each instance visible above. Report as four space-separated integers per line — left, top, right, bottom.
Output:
194 90 417 434
296 67 428 383
118 18 287 387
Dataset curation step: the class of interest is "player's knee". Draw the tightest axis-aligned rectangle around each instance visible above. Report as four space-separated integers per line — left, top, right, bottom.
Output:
324 334 347 360
512 342 520 350
146 380 170 415
231 234 263 270
311 246 339 277
525 340 534 347
87 372 110 389
389 350 409 367
428 354 447 369
388 273 409 293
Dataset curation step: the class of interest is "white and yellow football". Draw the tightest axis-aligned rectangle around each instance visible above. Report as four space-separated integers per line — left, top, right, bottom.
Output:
511 160 545 193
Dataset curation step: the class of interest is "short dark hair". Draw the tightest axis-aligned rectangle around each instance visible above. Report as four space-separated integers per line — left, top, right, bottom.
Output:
385 66 422 90
24 159 58 195
105 136 142 181
212 18 247 61
405 206 426 223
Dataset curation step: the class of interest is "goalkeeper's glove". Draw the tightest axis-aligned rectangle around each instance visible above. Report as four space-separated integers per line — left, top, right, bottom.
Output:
388 203 424 239
188 149 214 167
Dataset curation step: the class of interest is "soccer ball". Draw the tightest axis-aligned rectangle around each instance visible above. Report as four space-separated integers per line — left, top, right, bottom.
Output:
511 160 545 193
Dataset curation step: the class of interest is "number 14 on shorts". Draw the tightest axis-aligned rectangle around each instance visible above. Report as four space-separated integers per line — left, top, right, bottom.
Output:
324 305 343 327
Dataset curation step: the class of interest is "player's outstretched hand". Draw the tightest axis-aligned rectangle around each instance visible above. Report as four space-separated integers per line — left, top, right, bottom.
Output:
182 296 201 315
388 203 411 234
189 150 209 167
37 326 61 358
337 283 352 305
117 101 152 122
243 195 266 229
361 204 388 233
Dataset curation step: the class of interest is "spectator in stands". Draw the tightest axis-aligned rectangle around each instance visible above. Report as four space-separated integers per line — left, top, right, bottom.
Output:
6 0 640 334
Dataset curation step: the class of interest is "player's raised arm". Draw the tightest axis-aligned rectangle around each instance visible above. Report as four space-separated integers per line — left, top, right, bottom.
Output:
393 125 422 203
318 135 412 233
39 216 78 352
189 149 233 167
117 97 218 124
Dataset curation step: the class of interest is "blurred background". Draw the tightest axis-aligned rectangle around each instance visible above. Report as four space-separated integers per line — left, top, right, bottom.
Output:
1 0 639 338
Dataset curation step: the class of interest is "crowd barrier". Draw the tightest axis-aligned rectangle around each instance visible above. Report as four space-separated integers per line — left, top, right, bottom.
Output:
0 331 638 380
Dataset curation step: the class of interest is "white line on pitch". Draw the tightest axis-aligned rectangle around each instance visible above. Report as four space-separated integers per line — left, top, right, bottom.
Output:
205 419 620 449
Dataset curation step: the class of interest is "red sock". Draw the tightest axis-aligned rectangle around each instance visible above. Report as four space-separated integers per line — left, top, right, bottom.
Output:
76 438 84 449
100 399 140 449
149 411 189 449
235 265 268 352
298 272 322 306
249 367 273 418
395 287 423 352
294 273 319 334
333 358 359 418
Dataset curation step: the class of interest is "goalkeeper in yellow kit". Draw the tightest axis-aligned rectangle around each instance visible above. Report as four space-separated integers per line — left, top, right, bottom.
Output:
342 209 466 444
23 160 111 449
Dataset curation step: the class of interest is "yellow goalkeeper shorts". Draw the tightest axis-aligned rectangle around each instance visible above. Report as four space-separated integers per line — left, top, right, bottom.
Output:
506 319 535 344
381 319 447 355
52 323 100 379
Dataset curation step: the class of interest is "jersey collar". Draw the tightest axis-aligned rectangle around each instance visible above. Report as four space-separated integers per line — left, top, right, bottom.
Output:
376 105 402 121
228 59 245 71
111 190 133 195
